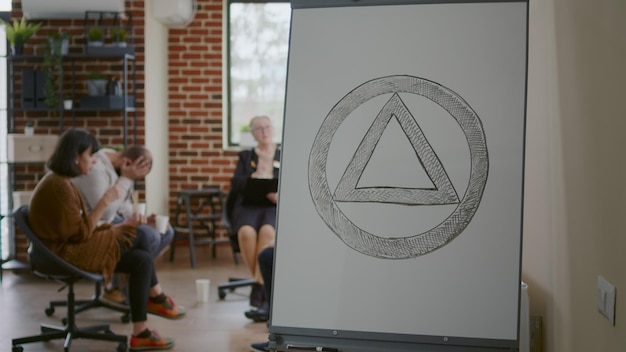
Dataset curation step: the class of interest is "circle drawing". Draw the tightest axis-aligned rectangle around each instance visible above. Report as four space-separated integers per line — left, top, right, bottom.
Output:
308 75 489 258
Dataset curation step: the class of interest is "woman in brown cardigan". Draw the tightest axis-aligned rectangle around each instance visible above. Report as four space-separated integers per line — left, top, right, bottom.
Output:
29 128 183 351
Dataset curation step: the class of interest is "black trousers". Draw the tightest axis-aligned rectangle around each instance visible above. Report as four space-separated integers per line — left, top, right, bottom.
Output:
258 247 274 309
115 231 158 322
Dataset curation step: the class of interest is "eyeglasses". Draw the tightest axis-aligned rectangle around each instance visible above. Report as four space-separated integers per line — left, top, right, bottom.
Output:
252 125 272 133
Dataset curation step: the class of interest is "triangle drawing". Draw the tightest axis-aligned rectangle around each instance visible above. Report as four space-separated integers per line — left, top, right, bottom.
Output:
333 93 460 205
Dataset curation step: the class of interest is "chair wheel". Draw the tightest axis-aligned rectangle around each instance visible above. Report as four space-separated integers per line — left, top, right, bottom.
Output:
12 345 24 352
121 313 130 323
116 342 128 352
61 317 68 325
45 307 55 316
218 290 226 300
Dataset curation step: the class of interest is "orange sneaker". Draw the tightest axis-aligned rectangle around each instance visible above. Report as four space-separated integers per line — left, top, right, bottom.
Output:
147 295 186 319
129 329 174 351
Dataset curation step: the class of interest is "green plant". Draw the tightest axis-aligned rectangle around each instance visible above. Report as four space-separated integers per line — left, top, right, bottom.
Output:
88 27 103 42
49 32 70 41
240 124 251 133
43 33 73 108
88 71 106 80
43 39 63 109
110 28 127 42
1 17 42 47
48 32 70 55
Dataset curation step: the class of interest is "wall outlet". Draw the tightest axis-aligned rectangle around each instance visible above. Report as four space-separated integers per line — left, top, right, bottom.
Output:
597 275 616 325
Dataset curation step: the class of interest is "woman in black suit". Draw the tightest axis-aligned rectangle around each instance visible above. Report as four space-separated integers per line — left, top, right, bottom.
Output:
230 115 280 309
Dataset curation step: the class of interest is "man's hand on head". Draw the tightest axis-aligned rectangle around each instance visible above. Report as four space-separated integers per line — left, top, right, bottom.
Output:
120 156 152 180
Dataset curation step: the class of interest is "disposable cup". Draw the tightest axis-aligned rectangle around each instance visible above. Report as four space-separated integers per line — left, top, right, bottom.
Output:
155 215 169 234
196 279 210 303
133 202 146 215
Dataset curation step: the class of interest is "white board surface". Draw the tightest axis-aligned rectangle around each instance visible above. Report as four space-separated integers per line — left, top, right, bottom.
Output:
273 1 527 342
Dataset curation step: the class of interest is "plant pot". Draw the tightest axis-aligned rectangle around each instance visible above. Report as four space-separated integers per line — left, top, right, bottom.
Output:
63 100 73 110
88 40 104 47
50 38 69 55
240 132 255 147
112 42 127 48
87 79 107 96
11 43 24 56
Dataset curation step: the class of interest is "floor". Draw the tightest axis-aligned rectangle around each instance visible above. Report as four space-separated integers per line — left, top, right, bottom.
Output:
0 245 268 352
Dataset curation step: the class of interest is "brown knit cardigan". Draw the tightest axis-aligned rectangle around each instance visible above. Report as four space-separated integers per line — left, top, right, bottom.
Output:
28 172 135 280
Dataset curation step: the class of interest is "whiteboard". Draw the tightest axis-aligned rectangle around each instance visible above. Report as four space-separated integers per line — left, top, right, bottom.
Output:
272 0 528 349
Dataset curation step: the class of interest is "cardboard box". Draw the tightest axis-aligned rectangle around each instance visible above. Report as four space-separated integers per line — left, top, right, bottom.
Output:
7 134 58 163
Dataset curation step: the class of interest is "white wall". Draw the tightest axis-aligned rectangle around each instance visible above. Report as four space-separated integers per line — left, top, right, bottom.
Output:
523 0 626 351
143 1 170 215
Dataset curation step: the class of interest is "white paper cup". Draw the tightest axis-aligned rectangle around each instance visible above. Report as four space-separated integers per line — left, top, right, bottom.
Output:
196 279 210 303
155 215 169 234
133 202 146 215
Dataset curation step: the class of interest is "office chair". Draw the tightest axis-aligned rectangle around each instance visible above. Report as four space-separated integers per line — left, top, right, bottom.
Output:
217 190 254 300
11 205 128 352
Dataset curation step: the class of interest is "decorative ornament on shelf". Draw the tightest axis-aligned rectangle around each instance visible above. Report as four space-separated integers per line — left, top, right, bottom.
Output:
1 17 43 55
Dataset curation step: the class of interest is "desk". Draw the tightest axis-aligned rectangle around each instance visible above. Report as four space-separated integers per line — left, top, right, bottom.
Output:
169 188 229 268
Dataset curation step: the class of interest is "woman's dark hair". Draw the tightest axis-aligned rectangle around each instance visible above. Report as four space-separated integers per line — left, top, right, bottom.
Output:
47 128 100 177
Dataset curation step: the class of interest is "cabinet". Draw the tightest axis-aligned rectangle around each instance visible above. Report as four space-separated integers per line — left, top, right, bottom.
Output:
0 52 138 277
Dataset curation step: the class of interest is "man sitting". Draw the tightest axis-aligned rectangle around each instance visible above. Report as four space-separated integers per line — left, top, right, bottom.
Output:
73 145 174 307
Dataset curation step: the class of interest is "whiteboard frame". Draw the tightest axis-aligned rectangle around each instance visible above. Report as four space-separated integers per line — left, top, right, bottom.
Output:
270 0 529 351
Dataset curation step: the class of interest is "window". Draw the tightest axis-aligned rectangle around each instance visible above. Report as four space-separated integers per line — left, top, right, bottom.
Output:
225 0 290 146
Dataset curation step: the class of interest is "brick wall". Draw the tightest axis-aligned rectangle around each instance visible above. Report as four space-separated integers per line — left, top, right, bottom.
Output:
167 0 238 209
7 0 240 261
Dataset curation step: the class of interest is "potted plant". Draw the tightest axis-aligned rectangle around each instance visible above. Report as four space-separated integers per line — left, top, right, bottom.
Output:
87 71 107 96
239 124 255 147
63 95 73 110
1 17 42 55
24 122 34 136
48 32 70 56
43 39 64 109
87 27 104 46
110 28 128 47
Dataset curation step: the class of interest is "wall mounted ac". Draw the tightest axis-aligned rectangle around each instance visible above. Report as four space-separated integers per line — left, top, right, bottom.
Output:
21 0 125 19
153 0 197 28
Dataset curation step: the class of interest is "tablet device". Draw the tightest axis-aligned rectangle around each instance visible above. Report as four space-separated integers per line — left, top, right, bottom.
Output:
242 178 278 206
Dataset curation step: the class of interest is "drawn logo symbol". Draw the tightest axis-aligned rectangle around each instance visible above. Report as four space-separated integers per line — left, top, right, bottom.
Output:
333 92 460 205
309 75 489 259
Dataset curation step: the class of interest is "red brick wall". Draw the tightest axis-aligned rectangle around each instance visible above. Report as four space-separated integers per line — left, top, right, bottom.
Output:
8 0 240 260
9 0 147 192
166 0 238 208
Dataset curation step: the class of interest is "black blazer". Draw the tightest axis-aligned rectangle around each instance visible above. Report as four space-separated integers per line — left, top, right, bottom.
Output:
230 147 281 206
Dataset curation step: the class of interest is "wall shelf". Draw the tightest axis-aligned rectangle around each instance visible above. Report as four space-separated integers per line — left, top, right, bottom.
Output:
1 49 138 274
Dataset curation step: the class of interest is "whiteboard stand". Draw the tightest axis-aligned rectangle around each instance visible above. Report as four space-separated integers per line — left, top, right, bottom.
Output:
270 0 529 351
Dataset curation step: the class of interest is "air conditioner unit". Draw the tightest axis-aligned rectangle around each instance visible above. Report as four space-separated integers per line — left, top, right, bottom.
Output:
21 0 125 19
153 0 197 28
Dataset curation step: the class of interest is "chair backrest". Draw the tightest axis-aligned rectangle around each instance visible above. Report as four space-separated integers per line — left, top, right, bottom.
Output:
13 205 103 282
223 190 239 252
